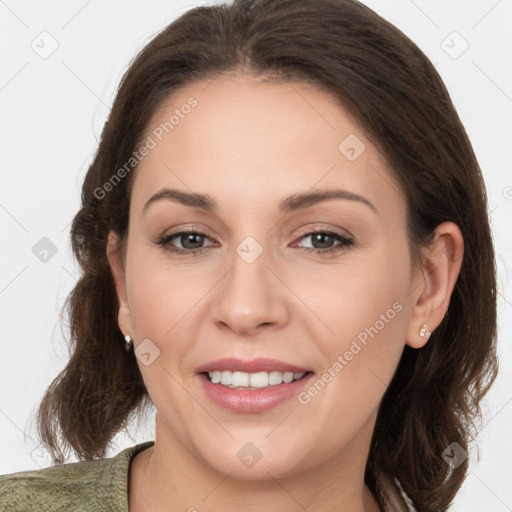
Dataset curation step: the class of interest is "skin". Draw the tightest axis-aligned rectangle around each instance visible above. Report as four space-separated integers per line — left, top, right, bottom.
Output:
106 73 464 512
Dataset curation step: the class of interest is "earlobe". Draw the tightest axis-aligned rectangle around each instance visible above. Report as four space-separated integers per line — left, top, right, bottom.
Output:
405 222 464 349
418 323 431 340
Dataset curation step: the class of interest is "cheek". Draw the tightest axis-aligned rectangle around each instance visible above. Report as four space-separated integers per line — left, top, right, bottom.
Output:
304 252 409 345
300 244 410 397
295 280 408 448
125 245 200 337
316 289 406 396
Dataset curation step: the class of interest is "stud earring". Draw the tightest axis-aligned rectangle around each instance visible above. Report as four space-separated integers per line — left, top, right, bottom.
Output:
419 324 431 339
124 334 133 352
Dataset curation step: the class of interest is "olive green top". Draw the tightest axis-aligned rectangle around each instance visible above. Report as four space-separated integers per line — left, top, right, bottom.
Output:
0 441 154 512
0 440 415 511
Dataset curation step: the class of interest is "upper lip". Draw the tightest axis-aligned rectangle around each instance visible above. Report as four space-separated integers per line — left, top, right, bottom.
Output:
195 357 312 374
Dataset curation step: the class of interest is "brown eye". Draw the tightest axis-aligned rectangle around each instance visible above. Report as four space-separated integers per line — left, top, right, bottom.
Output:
296 230 353 255
156 230 214 255
175 232 206 249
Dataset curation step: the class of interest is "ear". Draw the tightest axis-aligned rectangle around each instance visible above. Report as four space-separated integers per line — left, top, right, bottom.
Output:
405 222 464 349
106 230 133 338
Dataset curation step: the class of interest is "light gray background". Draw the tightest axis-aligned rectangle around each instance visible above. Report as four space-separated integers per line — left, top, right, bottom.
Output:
1 1 511 510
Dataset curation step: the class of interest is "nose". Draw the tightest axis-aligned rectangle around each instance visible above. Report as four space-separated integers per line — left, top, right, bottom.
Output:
213 242 290 337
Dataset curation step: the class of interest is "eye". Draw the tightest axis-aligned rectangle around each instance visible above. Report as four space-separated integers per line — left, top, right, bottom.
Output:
294 230 354 255
156 229 215 256
155 228 354 257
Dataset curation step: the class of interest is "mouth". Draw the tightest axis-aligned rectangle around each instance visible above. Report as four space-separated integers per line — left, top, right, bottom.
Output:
195 357 315 411
197 368 316 412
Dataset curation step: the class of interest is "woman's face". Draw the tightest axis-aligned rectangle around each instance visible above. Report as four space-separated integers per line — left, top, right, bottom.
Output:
110 73 424 480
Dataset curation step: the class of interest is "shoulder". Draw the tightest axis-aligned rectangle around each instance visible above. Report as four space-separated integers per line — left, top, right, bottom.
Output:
0 441 154 512
0 457 114 512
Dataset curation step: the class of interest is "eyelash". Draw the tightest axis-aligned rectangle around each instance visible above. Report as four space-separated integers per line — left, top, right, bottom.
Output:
155 229 354 256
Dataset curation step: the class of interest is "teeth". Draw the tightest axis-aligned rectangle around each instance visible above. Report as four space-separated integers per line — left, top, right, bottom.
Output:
208 370 306 388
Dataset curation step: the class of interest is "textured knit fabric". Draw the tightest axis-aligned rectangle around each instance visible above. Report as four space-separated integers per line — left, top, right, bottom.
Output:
1 440 415 511
0 441 154 511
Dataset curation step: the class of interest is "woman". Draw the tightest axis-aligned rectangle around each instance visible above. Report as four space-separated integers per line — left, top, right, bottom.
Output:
0 0 498 510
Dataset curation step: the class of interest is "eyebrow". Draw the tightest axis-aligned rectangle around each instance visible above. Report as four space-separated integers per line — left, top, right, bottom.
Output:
142 187 378 215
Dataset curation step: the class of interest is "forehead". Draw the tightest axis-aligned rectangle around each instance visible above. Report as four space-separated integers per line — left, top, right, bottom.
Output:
130 73 405 219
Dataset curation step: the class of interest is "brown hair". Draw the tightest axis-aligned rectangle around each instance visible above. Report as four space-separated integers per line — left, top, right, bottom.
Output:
36 1 498 510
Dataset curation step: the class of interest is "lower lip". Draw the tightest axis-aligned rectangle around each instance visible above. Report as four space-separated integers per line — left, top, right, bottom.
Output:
197 372 315 413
